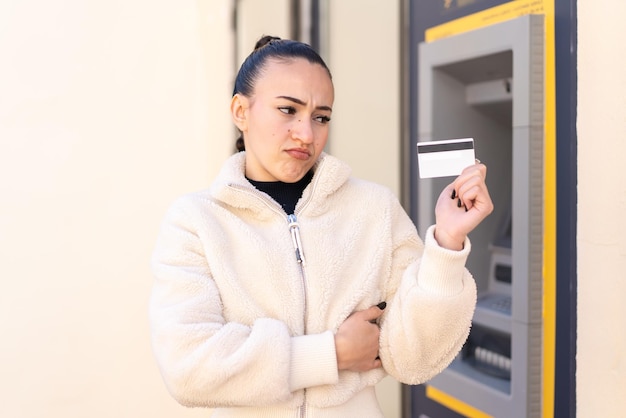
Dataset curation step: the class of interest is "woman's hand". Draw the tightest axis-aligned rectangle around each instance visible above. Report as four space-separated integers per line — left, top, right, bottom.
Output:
434 162 494 250
334 304 385 372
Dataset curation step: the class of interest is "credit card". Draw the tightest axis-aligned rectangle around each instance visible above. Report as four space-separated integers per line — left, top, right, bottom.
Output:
417 138 475 179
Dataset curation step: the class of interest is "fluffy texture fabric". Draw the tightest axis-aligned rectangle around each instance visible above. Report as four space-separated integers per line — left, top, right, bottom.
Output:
150 152 477 417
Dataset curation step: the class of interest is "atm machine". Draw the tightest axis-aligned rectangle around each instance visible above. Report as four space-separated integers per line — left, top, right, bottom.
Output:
415 15 544 418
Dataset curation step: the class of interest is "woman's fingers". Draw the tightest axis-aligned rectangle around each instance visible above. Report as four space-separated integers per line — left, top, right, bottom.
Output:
435 162 494 249
451 162 489 212
335 306 384 372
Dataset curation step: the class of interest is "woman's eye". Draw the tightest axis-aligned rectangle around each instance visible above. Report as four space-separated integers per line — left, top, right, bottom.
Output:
278 106 296 115
315 115 331 124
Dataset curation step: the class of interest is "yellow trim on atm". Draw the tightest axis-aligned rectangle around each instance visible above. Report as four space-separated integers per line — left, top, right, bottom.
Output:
426 0 549 42
541 2 557 417
426 385 493 418
424 1 557 417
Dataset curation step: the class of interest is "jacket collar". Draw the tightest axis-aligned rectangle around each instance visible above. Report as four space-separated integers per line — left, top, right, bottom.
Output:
210 151 352 216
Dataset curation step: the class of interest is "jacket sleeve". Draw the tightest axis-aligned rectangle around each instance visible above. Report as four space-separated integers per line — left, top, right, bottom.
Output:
149 197 338 408
378 202 477 385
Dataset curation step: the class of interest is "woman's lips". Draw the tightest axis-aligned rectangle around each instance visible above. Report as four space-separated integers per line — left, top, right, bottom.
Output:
286 148 311 160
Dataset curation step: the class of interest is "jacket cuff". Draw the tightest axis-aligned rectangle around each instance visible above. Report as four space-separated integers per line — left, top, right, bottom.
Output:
417 225 471 296
289 331 339 391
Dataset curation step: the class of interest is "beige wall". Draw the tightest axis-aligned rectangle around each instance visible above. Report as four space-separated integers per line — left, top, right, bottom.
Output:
0 1 233 417
577 2 626 417
327 1 401 194
235 0 291 64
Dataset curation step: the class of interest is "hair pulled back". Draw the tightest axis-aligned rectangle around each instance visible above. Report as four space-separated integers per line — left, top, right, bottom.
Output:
233 35 332 152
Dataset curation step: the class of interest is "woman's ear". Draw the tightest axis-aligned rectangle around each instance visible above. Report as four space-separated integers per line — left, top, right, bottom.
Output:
230 94 249 132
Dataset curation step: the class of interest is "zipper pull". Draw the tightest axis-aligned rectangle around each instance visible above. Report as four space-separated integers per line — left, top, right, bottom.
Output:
288 214 306 265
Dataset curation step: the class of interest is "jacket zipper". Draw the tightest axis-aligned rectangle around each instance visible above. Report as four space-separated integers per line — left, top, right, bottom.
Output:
288 214 308 418
229 173 327 418
288 214 306 266
287 214 307 331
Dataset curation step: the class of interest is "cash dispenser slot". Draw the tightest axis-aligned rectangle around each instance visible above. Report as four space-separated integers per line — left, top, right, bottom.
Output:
463 324 512 381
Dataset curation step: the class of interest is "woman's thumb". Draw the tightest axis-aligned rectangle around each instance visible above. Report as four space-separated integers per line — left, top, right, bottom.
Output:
363 302 386 322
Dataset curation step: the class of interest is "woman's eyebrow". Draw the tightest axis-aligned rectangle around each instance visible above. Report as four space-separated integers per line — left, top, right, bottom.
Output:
276 95 332 112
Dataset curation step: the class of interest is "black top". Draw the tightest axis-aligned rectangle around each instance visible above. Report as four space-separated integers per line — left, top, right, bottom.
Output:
248 171 314 215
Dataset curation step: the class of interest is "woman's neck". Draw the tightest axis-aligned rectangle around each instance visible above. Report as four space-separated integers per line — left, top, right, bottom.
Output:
247 171 313 214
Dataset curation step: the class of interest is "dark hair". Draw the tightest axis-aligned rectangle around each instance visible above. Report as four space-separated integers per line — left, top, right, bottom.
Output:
233 36 332 152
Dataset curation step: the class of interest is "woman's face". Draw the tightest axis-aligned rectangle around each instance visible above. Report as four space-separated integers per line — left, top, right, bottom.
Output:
231 58 334 182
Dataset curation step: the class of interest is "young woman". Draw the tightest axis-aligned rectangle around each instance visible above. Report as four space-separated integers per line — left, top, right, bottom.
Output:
150 36 493 417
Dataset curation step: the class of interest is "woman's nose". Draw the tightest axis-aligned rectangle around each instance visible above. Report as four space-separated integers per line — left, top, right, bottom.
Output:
291 119 314 143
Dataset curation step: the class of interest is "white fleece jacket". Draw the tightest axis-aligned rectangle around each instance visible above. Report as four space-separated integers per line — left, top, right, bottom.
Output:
150 152 477 417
